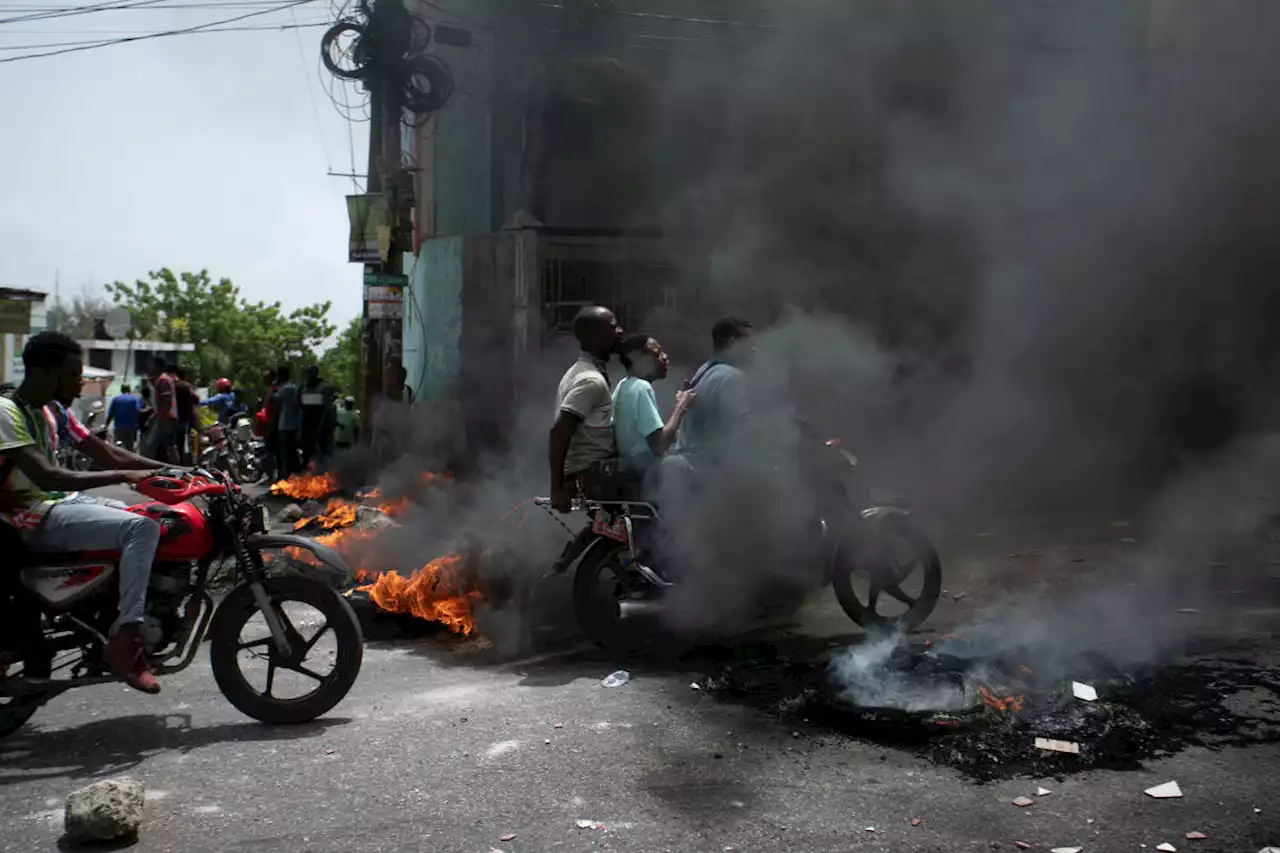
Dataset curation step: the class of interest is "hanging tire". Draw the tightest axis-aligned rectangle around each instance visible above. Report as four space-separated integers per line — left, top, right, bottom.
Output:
832 511 942 631
209 575 362 725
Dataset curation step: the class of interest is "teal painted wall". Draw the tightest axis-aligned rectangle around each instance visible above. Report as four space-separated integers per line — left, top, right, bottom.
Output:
404 236 464 401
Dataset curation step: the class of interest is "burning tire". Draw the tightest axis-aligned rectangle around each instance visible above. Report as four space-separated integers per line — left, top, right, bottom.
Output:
831 512 942 631
209 575 363 725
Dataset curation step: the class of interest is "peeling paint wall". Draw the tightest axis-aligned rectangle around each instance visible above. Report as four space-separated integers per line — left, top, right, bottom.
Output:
404 236 464 402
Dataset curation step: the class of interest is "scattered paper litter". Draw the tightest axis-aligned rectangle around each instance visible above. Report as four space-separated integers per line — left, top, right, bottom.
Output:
1036 787 1052 797
1015 843 1031 850
1012 796 1035 807
689 682 701 690
500 834 517 842
575 819 605 830
1051 848 1083 853
1145 781 1183 799
910 818 921 826
1156 844 1177 852
863 826 875 833
1185 832 1206 840
1072 681 1098 702
1035 737 1081 754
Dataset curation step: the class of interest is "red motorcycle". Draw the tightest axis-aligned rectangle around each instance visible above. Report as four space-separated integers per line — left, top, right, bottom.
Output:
0 468 363 738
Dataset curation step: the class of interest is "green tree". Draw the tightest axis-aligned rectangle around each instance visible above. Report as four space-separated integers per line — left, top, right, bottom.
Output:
319 316 362 397
106 269 336 393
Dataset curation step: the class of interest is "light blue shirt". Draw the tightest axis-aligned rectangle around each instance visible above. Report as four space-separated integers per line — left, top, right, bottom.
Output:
673 360 749 459
612 376 664 464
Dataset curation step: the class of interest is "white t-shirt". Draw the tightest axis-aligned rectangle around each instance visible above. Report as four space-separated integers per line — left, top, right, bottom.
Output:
556 354 615 475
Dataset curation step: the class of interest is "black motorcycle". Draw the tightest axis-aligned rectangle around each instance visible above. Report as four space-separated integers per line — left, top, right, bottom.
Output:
537 423 943 648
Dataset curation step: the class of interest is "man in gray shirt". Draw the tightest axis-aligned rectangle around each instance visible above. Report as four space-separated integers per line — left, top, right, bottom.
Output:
672 317 754 465
548 306 625 512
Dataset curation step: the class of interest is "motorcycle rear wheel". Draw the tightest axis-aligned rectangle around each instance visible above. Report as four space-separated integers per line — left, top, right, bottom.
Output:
572 540 658 649
209 575 363 724
832 512 942 632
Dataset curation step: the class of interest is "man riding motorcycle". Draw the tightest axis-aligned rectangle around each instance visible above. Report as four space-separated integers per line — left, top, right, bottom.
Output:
0 332 165 693
202 377 244 424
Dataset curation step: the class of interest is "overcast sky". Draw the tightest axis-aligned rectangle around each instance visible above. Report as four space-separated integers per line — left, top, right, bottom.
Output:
0 0 368 327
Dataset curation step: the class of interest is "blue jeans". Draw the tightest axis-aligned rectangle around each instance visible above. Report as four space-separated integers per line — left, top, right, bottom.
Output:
30 496 160 632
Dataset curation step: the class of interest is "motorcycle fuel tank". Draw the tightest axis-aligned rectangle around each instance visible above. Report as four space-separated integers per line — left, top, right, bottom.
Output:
128 500 213 562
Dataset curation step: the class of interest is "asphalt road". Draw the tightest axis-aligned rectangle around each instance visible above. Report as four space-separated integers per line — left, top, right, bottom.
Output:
2 492 1279 853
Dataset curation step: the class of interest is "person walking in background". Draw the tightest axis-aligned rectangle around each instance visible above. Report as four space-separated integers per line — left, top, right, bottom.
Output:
137 383 153 442
260 368 279 481
145 358 178 464
173 366 198 466
334 395 360 451
272 365 301 476
104 384 142 452
299 365 335 467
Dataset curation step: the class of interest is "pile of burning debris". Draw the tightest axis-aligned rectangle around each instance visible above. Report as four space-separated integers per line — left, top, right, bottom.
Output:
693 633 1280 781
267 472 484 637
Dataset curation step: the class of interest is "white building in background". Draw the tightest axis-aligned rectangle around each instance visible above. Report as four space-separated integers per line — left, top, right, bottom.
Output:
0 287 49 385
77 339 196 396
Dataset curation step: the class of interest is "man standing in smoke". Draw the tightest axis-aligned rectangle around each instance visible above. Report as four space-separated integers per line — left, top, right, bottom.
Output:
548 306 625 512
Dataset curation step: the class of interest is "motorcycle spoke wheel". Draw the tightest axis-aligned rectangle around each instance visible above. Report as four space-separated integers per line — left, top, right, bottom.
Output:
210 576 362 724
833 514 942 632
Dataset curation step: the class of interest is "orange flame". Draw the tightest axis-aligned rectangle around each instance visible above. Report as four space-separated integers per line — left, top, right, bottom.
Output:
356 553 481 635
294 498 359 531
270 472 340 500
977 685 1025 713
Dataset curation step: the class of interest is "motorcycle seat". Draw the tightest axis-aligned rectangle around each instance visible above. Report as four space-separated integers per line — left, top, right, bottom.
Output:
0 522 119 566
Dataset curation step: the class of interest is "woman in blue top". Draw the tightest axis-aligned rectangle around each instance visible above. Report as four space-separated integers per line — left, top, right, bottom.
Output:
611 334 695 473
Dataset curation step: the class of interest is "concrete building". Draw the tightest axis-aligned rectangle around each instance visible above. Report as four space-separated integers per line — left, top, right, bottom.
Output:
0 287 50 386
78 339 196 397
398 0 1271 452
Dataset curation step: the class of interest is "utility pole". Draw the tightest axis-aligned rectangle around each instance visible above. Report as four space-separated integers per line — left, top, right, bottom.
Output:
358 0 407 440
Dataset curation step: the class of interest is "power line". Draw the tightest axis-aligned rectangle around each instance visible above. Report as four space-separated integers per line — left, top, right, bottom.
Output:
0 1 315 8
0 0 169 26
0 0 312 62
290 3 336 177
0 17 323 49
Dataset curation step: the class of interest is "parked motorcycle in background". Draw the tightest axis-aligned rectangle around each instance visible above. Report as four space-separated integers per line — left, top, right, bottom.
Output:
198 413 263 484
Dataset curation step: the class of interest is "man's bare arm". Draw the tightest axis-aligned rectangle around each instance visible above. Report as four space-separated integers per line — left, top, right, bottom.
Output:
548 411 582 494
7 446 149 491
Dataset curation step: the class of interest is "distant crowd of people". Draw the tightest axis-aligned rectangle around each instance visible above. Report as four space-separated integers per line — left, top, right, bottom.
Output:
257 364 360 481
101 359 361 480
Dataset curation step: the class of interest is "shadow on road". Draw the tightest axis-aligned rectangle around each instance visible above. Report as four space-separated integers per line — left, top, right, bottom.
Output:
0 714 352 784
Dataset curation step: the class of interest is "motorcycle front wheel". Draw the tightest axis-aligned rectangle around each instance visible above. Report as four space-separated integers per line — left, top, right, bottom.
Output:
209 575 363 724
831 512 942 631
